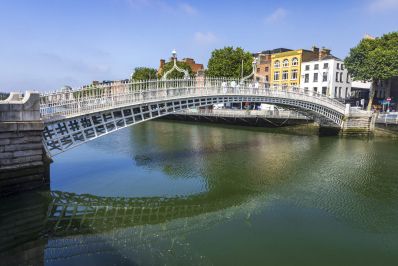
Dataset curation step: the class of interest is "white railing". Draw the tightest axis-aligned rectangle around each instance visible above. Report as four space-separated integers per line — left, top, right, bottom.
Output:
377 112 398 124
40 78 346 122
182 109 308 119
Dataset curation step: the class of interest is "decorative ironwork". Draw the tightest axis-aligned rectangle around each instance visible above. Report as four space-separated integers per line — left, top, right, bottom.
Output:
161 49 190 80
38 77 369 157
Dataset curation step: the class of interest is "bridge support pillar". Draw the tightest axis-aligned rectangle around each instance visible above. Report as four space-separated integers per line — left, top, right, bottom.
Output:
341 114 375 136
0 92 49 196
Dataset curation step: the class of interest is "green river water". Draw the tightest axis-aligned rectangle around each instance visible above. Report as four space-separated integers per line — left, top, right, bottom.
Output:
1 120 398 265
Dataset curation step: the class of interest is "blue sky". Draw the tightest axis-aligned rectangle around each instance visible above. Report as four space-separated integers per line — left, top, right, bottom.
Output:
0 0 397 92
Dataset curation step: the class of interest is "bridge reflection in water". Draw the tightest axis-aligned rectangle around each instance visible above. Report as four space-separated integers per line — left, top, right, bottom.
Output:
0 186 256 265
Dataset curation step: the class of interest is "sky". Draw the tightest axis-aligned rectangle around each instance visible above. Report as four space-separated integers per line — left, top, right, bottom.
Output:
0 0 397 92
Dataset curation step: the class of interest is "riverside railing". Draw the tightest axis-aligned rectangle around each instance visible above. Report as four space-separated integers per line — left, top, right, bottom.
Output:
40 78 347 121
182 109 308 120
376 113 398 124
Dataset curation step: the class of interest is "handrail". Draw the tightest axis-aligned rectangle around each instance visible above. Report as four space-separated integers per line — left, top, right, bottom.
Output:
39 78 348 122
182 109 308 119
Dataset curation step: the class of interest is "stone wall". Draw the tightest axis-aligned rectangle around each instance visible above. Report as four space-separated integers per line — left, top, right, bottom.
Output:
0 92 49 196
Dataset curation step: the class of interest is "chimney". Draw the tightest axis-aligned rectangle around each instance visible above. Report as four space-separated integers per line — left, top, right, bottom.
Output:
184 58 194 64
319 47 331 60
160 59 165 68
312 46 319 55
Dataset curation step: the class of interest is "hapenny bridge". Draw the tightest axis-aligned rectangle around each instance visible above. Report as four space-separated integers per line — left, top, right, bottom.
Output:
0 53 374 194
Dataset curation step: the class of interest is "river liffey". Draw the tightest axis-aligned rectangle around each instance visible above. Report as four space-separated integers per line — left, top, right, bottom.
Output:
1 120 398 265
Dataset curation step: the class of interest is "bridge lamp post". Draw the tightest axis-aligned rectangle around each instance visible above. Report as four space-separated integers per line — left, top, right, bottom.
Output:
161 49 190 80
240 57 258 84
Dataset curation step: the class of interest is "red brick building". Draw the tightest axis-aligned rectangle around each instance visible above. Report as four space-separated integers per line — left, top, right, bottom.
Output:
158 57 204 76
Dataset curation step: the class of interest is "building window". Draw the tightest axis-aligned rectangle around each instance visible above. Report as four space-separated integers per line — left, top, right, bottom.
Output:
265 75 269 81
282 84 288 90
345 88 348 98
322 72 327 82
305 65 310 71
274 60 280 68
340 72 343 82
265 66 269 72
292 57 298 66
323 63 328 69
283 59 289 67
313 87 318 93
336 72 339 82
341 64 344 70
291 69 298 80
337 63 340 70
322 87 327 95
304 74 309 83
334 87 337 97
313 73 318 82
338 87 342 98
304 87 309 92
346 73 349 83
274 71 280 80
314 64 319 70
282 70 288 80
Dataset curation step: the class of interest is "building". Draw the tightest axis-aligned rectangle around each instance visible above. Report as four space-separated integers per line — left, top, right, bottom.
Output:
301 51 351 99
351 81 370 103
270 47 320 88
158 57 204 76
253 48 291 83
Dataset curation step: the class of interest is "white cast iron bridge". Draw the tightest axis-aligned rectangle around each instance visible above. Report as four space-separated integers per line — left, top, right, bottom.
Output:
40 78 355 157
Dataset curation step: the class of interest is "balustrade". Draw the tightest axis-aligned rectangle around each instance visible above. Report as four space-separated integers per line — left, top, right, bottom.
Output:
39 78 347 121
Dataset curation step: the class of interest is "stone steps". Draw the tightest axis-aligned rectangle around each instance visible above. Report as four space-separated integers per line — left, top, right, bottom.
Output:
342 115 373 136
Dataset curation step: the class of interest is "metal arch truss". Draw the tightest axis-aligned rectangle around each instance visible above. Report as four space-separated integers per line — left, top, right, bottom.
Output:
43 95 344 157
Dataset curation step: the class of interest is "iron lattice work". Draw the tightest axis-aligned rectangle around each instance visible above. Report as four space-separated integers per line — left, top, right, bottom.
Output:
46 190 250 237
40 78 349 156
44 190 254 264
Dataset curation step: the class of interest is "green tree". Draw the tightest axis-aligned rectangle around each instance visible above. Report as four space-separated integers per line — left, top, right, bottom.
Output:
206 47 253 78
345 32 398 110
131 67 158 80
158 61 193 79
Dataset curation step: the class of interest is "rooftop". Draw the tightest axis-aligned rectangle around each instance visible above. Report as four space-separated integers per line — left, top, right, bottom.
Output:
305 54 343 63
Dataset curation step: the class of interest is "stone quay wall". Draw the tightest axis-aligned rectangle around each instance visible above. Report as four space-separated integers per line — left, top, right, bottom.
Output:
0 92 49 196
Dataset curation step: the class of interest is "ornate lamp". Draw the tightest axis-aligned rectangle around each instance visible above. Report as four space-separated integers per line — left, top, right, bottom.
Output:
161 49 190 80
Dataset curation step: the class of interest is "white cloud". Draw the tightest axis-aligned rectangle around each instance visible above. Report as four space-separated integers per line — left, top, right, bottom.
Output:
368 0 398 12
179 3 198 15
194 32 217 45
265 8 287 24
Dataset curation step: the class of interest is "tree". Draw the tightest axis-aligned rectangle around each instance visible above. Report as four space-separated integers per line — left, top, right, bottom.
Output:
131 67 158 80
206 47 253 78
158 61 193 79
345 32 398 110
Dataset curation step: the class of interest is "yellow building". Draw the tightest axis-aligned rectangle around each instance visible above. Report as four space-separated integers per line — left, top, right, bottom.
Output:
270 48 319 88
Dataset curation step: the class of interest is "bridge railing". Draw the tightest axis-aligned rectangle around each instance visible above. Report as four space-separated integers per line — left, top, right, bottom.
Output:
182 109 309 119
40 78 346 121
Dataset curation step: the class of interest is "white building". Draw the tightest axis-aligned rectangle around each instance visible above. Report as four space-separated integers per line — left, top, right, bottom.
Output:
300 55 351 99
